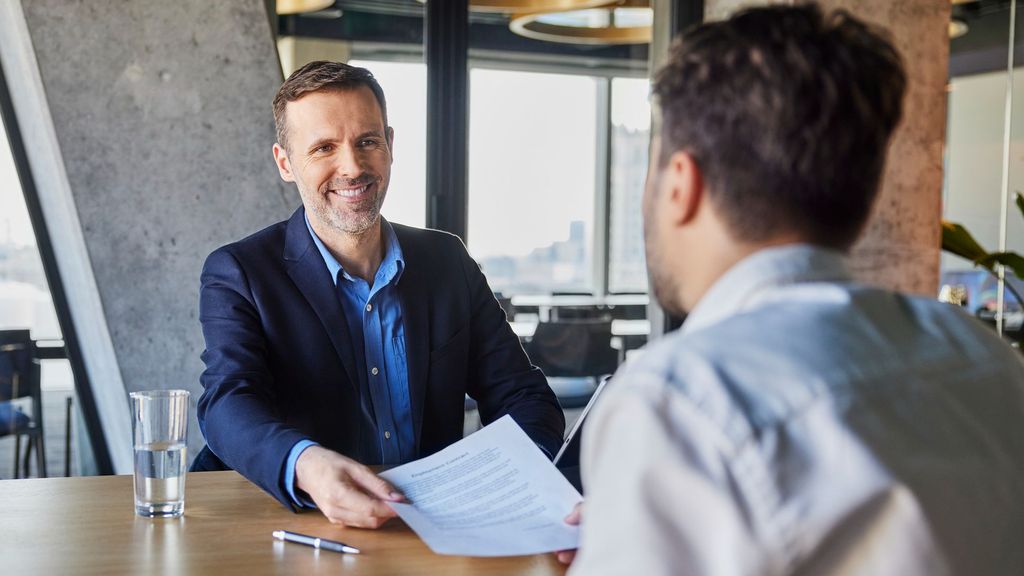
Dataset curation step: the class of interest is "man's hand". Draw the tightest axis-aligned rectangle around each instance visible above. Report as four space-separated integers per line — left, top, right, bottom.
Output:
294 445 405 528
556 502 583 565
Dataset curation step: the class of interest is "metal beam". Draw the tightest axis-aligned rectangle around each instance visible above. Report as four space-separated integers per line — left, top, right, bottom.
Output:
593 79 612 298
425 0 469 240
673 0 704 36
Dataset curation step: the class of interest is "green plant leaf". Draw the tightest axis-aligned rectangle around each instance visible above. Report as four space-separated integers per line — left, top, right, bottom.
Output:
941 220 991 265
977 252 1024 280
1016 191 1024 222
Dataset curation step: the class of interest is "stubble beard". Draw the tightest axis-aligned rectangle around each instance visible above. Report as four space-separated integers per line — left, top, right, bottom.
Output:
644 232 685 318
302 177 386 236
643 172 686 318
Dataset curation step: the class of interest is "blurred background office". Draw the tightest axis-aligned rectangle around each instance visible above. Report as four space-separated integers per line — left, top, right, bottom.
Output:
0 0 1008 478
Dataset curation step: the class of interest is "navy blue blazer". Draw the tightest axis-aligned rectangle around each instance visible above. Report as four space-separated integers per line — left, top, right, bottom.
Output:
195 208 564 508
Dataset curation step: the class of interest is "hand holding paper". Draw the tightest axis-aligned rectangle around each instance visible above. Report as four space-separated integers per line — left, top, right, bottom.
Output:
295 445 403 528
379 415 583 557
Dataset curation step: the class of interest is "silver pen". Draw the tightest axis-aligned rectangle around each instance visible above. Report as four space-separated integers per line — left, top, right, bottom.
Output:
272 530 361 554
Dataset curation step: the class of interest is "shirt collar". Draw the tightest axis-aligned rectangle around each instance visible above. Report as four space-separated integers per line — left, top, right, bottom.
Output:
681 243 852 336
303 211 405 287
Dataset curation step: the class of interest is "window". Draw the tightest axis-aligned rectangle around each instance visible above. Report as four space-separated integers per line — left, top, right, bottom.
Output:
468 68 598 295
348 59 427 229
608 77 650 294
0 114 60 341
1 105 76 475
942 5 1024 334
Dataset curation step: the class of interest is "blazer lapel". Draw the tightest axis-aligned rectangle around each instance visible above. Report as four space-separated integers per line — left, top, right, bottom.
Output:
395 227 430 454
283 208 361 395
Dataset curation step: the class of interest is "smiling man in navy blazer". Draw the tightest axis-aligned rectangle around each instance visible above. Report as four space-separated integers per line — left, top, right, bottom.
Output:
195 61 564 528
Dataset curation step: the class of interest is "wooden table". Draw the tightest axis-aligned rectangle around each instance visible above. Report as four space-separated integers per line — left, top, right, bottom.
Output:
0 470 568 575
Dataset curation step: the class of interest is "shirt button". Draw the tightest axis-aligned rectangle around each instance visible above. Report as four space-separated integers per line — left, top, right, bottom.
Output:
366 303 372 312
371 367 379 376
384 431 391 439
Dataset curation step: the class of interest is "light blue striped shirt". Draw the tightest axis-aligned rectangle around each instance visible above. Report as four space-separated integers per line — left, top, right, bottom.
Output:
572 245 1024 575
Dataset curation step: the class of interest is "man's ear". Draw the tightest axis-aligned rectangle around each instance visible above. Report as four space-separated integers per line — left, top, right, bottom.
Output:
272 143 296 183
386 126 395 159
663 150 703 226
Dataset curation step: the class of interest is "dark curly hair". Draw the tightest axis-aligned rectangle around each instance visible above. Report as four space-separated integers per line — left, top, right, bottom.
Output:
653 3 906 249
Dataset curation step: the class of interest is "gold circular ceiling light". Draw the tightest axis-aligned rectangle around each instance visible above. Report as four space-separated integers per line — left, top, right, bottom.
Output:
276 0 335 15
948 19 968 39
510 0 652 45
416 1 617 14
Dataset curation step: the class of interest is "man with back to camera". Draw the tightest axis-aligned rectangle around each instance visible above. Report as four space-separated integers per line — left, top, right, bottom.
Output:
194 61 564 528
560 4 1024 574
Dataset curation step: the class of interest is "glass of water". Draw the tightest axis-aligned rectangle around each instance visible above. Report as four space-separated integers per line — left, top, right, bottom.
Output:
129 389 189 518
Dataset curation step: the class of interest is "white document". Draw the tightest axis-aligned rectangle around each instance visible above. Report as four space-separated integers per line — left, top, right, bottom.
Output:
379 415 583 557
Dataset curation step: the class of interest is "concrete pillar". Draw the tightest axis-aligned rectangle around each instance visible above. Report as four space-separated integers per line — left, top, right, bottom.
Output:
704 0 950 296
1 0 296 471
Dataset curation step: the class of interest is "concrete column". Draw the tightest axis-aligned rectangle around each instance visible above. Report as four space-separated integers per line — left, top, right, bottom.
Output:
1 0 296 471
704 0 950 296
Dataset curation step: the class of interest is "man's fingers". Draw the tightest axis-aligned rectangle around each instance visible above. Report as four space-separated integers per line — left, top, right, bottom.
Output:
331 483 398 519
298 448 404 527
327 507 392 529
349 464 405 502
320 486 395 529
555 503 582 564
564 502 583 525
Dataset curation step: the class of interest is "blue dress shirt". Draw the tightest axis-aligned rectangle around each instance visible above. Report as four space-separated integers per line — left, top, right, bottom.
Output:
284 215 414 507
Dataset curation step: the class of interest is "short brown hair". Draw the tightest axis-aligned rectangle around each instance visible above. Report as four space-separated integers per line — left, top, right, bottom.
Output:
272 61 389 152
653 3 906 249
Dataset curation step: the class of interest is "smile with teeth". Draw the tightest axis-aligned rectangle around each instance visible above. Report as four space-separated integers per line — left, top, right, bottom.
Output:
330 182 372 198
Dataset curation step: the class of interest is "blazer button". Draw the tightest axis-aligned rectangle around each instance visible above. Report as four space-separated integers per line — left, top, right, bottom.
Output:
384 431 391 439
371 367 379 376
366 303 372 312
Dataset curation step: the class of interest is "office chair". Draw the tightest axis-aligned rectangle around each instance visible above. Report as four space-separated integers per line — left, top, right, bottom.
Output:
0 329 47 478
494 292 516 321
551 305 612 321
525 319 619 409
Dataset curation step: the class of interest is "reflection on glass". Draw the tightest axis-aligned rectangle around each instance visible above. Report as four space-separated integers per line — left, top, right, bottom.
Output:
609 77 650 294
468 69 597 295
348 59 427 229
